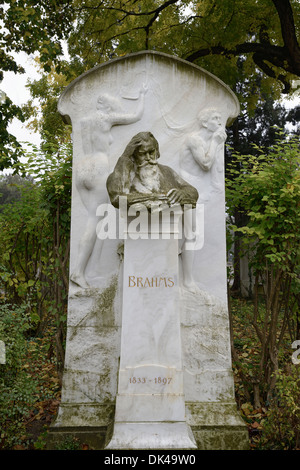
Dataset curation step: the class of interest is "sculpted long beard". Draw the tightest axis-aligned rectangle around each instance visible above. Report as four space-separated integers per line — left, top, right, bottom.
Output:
135 163 160 192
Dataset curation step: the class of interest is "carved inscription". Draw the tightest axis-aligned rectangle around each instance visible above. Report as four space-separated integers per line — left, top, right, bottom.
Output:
128 276 175 287
129 377 173 384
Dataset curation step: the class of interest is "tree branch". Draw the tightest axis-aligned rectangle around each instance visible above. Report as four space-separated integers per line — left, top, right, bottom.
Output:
185 40 298 92
252 52 291 93
89 0 179 19
272 0 300 50
185 42 286 64
184 0 300 90
272 0 300 74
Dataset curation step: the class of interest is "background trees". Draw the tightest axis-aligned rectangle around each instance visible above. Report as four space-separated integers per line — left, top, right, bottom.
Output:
226 134 300 449
1 0 300 161
226 135 300 397
0 0 73 164
65 0 300 97
0 0 299 449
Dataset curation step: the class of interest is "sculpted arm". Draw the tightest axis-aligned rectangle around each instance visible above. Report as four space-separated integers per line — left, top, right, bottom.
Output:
186 129 226 172
110 85 147 126
165 168 199 207
185 134 213 171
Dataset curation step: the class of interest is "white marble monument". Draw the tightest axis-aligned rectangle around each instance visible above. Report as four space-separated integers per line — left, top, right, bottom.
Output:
49 51 249 450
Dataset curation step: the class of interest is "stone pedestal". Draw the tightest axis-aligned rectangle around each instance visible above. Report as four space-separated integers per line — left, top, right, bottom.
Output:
106 215 197 449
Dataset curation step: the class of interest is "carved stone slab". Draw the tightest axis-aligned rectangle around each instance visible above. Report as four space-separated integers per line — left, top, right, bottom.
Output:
51 51 249 450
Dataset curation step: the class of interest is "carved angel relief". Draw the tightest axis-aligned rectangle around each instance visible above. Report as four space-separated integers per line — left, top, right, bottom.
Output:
71 87 147 289
179 108 227 199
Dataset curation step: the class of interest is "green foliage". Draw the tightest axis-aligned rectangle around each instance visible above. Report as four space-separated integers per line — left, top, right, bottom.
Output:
226 133 300 275
261 366 300 449
22 65 72 146
227 132 300 407
0 0 74 168
55 436 82 450
21 139 72 223
0 138 72 447
0 299 61 449
0 179 49 305
226 93 300 160
0 139 72 394
0 1 74 71
0 302 31 373
231 297 300 450
0 96 25 169
0 301 38 448
0 173 33 207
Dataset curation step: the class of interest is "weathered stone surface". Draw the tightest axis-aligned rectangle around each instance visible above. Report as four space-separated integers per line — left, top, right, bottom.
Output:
187 402 249 450
106 217 196 449
51 51 249 450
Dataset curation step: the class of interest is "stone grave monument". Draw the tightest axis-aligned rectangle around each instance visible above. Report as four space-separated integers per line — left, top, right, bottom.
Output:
48 51 249 450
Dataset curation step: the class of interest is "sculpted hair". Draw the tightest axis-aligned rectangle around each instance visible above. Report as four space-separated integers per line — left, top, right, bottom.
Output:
121 132 160 161
96 94 122 112
197 108 220 127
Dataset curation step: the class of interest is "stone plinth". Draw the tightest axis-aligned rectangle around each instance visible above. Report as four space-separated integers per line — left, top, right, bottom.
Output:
106 215 197 449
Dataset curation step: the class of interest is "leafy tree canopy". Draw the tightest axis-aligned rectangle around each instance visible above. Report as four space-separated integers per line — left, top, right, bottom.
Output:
66 0 300 101
1 0 299 168
0 1 73 76
22 60 71 147
0 0 73 167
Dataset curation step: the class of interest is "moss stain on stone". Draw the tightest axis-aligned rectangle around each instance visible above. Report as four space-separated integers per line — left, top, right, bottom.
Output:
95 275 119 326
70 275 119 332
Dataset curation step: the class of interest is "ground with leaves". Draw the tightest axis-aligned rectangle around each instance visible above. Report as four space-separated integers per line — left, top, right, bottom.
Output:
0 322 61 450
1 297 299 450
231 297 300 450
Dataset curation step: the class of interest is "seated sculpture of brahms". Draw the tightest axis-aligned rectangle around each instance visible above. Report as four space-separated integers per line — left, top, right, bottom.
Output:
106 132 200 293
106 131 199 211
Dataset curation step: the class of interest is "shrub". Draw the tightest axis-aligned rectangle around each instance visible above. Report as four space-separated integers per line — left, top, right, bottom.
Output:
261 366 300 449
226 133 300 402
0 302 38 448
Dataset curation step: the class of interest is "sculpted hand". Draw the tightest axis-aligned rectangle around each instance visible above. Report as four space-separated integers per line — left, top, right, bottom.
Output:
213 128 227 144
140 83 148 96
167 188 185 206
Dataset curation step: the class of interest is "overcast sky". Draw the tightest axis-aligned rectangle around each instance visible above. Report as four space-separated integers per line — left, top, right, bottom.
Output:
1 51 42 147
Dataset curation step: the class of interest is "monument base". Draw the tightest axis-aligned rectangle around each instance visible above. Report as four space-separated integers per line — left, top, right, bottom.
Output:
46 426 107 450
51 402 115 427
105 422 197 450
46 402 115 450
187 402 249 450
47 401 249 450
